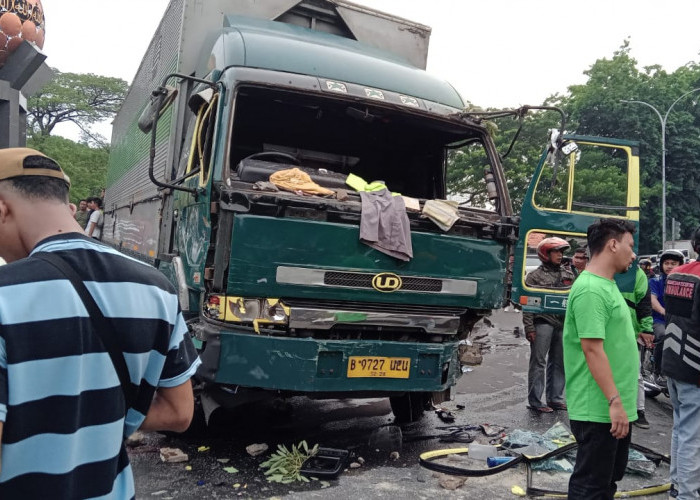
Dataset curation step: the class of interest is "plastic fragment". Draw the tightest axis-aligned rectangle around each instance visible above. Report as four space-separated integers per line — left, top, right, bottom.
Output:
125 431 145 447
159 447 189 463
197 446 210 452
223 467 238 474
185 466 192 471
511 485 526 496
246 443 268 456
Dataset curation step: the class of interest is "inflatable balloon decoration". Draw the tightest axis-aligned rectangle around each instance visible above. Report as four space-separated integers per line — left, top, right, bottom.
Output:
0 0 45 67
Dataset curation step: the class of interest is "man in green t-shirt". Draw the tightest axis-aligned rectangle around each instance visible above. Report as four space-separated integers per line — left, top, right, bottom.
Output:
563 219 638 500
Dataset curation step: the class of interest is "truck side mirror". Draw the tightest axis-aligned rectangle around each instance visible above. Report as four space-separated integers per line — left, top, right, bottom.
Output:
138 86 178 133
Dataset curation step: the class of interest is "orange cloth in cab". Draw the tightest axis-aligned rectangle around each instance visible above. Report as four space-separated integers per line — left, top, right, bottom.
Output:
269 168 334 196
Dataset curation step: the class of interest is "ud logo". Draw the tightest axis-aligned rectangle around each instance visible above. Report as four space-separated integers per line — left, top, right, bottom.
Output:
372 273 402 292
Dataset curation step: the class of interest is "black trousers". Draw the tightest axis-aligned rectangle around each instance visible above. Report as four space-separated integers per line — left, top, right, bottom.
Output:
568 420 631 500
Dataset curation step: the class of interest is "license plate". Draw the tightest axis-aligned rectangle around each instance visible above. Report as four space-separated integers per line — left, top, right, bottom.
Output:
346 356 411 379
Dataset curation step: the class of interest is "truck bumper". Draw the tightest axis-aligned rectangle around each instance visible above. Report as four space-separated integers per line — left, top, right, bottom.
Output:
197 328 461 393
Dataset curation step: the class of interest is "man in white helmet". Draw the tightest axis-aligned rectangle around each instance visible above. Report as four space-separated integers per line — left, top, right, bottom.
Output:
523 236 575 413
650 249 684 387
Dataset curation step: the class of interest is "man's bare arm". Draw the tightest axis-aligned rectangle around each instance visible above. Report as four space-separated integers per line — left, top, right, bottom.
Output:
139 380 194 433
580 338 629 439
651 294 665 316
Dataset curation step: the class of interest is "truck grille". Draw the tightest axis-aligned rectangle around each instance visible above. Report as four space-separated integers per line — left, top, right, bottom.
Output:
276 266 478 296
324 271 442 292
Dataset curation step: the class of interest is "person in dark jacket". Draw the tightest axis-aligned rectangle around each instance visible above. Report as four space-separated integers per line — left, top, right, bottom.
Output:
662 228 700 500
523 237 575 413
639 258 655 279
650 249 684 387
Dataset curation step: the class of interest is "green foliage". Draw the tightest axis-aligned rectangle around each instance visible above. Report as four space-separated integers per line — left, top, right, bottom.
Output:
450 40 700 253
27 135 107 203
27 69 128 145
563 41 700 252
446 142 491 208
446 109 562 213
259 441 319 484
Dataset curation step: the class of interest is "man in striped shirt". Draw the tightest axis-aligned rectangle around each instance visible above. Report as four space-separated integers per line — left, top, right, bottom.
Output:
0 148 201 499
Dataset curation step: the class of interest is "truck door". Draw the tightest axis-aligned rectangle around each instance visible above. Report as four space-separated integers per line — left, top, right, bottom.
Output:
171 88 220 302
511 135 640 314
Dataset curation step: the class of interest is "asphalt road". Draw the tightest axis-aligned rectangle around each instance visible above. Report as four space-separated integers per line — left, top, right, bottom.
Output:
130 309 674 499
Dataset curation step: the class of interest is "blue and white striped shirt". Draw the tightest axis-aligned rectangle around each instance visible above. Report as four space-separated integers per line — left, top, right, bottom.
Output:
0 233 201 499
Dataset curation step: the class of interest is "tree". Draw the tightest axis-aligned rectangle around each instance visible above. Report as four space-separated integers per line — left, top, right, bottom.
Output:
27 70 128 143
446 107 562 213
27 135 108 204
448 42 700 253
564 42 700 252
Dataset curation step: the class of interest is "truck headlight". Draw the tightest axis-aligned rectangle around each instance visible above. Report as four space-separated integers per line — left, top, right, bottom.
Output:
203 296 289 333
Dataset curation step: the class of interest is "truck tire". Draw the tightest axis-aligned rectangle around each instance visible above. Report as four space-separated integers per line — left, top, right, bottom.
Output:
389 392 431 423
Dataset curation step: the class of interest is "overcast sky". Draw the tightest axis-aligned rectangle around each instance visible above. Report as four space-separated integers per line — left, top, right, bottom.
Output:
42 0 700 136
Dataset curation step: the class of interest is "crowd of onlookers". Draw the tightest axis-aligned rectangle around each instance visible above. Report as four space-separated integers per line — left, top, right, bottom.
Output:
73 196 104 239
523 231 699 499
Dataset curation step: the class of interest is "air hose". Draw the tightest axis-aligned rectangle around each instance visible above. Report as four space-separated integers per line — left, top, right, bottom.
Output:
419 441 671 497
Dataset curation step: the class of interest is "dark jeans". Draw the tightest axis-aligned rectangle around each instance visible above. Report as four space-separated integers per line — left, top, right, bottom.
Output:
568 420 632 500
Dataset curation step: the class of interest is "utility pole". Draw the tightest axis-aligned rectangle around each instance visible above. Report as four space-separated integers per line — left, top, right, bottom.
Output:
621 88 700 248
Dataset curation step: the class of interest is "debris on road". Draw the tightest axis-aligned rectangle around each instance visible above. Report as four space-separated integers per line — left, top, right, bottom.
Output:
349 461 362 469
159 447 189 463
480 424 505 437
437 473 467 490
246 443 269 456
125 431 145 447
262 441 319 483
459 344 483 366
435 409 456 423
389 451 400 460
301 447 349 479
368 425 402 452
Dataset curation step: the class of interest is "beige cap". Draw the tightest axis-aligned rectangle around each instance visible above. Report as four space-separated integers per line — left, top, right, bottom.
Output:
0 147 70 186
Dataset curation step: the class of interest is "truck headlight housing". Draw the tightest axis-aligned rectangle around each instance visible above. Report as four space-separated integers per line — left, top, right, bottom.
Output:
204 295 290 333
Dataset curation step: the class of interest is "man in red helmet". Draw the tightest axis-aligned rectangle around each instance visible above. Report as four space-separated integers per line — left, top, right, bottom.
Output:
523 236 575 413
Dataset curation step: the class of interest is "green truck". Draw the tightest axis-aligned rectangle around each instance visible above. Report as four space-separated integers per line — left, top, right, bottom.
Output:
104 0 638 422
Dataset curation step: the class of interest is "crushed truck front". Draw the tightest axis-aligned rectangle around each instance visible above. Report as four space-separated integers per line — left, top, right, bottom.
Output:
106 9 517 418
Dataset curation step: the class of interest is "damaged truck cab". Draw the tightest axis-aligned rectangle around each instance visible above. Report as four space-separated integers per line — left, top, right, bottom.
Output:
105 0 517 421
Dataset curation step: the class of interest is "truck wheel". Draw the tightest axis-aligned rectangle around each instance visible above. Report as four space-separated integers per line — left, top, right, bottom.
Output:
389 392 431 423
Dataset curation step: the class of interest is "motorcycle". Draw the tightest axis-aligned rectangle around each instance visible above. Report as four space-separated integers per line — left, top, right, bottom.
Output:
641 343 669 399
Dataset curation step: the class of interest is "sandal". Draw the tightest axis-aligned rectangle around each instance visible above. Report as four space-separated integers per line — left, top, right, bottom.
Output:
528 405 554 413
547 402 567 411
